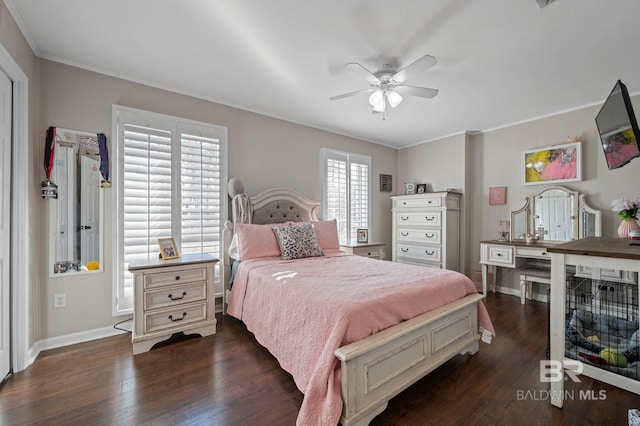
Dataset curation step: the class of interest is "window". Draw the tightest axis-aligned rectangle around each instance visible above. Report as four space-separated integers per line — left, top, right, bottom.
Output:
112 106 227 315
321 148 370 243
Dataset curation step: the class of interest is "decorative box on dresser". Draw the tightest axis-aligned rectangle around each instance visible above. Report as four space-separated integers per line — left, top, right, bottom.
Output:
391 191 461 272
128 253 218 355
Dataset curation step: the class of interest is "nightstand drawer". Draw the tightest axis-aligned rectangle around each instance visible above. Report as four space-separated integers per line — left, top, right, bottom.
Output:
144 301 208 334
144 266 208 289
397 228 441 244
351 246 383 258
144 282 207 310
396 212 441 227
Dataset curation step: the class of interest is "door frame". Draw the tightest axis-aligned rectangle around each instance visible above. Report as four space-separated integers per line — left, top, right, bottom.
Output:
0 42 30 372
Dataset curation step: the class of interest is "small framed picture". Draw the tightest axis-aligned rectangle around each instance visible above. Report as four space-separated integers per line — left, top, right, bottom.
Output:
356 229 368 243
158 237 179 260
416 184 427 194
489 186 507 205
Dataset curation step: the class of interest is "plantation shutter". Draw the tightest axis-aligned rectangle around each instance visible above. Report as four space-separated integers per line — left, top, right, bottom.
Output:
349 160 369 241
321 148 370 244
113 107 227 315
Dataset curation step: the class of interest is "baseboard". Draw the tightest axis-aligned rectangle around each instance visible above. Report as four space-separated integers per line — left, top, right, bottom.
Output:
28 326 129 367
495 285 549 304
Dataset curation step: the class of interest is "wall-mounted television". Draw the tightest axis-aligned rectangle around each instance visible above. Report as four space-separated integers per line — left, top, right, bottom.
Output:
595 80 640 170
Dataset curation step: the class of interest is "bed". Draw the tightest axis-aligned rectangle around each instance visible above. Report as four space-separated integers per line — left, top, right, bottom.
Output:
222 188 494 426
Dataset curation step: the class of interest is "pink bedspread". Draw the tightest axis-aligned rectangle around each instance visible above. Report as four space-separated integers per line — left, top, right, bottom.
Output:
227 251 494 425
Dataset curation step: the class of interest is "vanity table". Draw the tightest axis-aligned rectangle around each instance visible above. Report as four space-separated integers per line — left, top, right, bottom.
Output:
480 186 602 298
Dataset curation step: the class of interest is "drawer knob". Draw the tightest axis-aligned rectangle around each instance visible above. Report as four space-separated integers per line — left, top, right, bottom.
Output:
401 247 409 252
425 216 434 221
496 253 503 257
168 291 187 301
401 216 409 221
426 233 434 238
425 250 434 255
401 232 409 236
168 312 187 322
175 275 181 281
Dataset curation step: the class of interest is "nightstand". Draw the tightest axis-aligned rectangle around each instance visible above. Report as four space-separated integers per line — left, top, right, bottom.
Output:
128 253 218 354
340 242 386 260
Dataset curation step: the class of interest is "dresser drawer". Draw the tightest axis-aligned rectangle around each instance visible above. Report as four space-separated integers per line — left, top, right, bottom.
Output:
397 228 441 244
396 212 441 227
144 301 208 334
143 266 208 289
396 257 441 269
394 196 442 209
397 244 441 262
144 282 207 310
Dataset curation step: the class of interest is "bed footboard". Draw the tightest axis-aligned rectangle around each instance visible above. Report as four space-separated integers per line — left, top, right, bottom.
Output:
335 293 484 426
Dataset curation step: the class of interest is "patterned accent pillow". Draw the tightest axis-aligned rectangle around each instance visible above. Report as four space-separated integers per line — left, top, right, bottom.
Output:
273 223 324 260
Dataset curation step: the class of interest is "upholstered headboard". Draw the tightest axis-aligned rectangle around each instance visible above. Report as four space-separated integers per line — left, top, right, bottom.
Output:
222 188 320 309
250 187 319 224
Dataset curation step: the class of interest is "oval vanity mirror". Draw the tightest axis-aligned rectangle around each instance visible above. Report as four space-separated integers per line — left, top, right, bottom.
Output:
48 128 104 276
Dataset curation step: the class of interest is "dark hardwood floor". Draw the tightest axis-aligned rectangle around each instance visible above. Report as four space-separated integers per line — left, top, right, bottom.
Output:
1 293 637 425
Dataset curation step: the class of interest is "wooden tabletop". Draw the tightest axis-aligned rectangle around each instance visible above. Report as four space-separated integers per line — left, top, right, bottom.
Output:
128 252 219 271
545 236 640 260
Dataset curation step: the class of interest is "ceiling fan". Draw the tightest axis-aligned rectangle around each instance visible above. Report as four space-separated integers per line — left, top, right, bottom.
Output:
330 54 439 118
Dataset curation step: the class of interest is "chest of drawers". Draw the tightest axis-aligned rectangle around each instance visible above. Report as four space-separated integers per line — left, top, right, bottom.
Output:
129 253 218 354
391 192 461 271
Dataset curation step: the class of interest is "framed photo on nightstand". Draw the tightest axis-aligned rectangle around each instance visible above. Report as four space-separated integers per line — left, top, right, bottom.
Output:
158 237 179 260
357 229 368 243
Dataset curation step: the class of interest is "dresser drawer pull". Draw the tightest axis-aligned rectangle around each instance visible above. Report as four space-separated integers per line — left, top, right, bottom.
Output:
401 232 409 236
496 253 503 257
168 312 187 322
175 275 181 281
168 291 187 301
425 216 435 221
401 216 409 221
425 250 435 255
425 233 435 238
401 247 409 252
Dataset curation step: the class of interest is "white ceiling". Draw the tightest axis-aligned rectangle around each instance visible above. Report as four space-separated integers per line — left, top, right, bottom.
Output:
6 0 640 149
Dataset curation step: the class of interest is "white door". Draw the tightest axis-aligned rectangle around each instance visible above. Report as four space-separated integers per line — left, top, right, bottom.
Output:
80 155 100 265
0 70 12 380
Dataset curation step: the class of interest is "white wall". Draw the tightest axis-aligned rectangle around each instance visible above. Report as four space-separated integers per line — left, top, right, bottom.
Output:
400 95 640 294
38 59 397 339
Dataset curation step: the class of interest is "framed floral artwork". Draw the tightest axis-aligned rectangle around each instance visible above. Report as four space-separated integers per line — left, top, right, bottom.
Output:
522 142 581 185
489 186 507 205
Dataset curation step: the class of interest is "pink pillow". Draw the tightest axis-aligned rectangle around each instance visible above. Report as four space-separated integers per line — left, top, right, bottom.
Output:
313 220 340 250
235 223 281 260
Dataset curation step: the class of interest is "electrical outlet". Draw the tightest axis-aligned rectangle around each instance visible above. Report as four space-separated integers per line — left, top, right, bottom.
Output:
54 293 66 308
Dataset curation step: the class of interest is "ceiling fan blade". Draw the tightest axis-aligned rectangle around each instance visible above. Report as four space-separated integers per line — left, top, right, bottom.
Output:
346 62 380 84
397 85 439 99
329 88 372 101
392 55 437 83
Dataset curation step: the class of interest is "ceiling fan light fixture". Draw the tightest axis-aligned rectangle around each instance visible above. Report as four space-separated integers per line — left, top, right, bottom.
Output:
387 90 402 108
368 89 384 107
372 98 386 112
